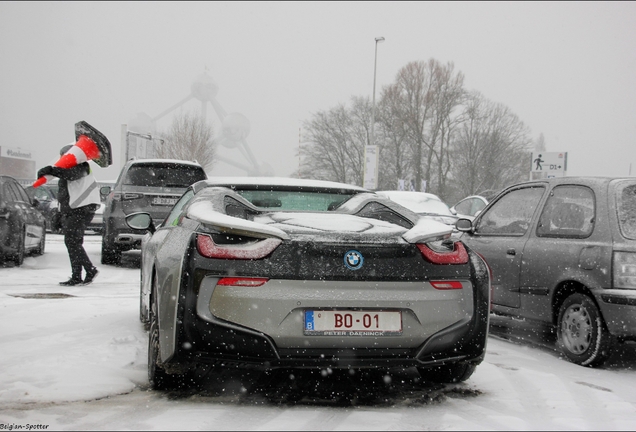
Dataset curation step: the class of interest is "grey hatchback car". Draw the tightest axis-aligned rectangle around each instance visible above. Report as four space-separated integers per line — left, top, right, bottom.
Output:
457 177 636 367
101 159 207 264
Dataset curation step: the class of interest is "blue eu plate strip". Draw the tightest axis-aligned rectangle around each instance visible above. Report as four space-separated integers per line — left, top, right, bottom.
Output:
305 310 314 331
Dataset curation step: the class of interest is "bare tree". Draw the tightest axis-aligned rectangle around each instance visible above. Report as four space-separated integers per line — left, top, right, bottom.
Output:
157 112 216 171
427 61 465 198
300 97 370 185
385 59 465 195
389 61 435 192
534 132 547 152
299 59 532 202
376 83 411 190
449 91 532 201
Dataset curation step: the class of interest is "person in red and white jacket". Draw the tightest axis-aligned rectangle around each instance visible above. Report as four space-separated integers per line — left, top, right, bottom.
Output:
37 145 101 286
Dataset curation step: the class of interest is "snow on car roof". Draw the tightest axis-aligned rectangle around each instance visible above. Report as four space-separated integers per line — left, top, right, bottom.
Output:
125 158 204 166
376 190 454 216
204 176 369 192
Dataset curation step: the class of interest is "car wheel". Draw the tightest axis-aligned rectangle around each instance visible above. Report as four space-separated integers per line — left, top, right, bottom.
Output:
52 213 63 234
140 271 149 328
34 230 46 256
417 362 476 384
13 227 26 266
148 291 189 390
557 293 613 367
101 240 121 265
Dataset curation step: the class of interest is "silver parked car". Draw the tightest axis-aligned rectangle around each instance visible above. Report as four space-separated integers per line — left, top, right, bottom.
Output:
450 195 489 221
128 177 491 390
457 177 636 367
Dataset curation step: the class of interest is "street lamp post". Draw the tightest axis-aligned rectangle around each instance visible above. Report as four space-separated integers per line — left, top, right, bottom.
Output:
364 36 384 190
370 36 385 149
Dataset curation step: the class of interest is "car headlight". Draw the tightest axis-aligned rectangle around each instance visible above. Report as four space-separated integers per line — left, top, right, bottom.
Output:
613 251 636 289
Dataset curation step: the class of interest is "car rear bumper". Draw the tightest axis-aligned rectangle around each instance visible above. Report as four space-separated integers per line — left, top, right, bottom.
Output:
598 290 636 339
171 250 491 371
197 278 474 350
182 315 482 370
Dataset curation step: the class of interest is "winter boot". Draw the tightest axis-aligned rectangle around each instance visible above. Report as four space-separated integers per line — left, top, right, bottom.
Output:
82 267 99 285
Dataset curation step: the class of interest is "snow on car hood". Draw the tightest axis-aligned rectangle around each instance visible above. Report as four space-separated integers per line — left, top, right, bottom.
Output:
256 212 406 235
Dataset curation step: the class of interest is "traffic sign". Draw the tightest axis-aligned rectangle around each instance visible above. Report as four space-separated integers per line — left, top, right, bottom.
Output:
531 152 568 177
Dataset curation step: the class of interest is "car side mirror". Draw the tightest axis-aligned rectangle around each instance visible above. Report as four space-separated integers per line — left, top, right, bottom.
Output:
32 198 40 207
455 218 474 233
125 212 156 234
449 207 457 215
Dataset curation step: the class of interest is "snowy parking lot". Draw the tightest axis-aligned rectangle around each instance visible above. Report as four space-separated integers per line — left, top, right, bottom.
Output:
0 234 635 430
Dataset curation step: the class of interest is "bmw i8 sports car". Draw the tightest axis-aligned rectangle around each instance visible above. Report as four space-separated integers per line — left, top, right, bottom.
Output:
128 177 491 390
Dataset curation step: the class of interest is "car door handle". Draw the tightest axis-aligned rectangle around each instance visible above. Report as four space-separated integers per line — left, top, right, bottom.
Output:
506 248 516 256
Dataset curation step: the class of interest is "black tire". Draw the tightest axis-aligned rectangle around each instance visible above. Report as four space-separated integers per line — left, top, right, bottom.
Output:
51 213 63 234
557 293 614 367
34 230 46 256
148 289 191 390
140 271 149 328
417 363 476 384
13 228 25 266
101 241 121 265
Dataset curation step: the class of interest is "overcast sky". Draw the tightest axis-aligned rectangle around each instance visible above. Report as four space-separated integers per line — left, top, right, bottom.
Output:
1 1 635 182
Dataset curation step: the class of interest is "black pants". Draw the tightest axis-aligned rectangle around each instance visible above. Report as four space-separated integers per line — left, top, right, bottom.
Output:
63 205 97 279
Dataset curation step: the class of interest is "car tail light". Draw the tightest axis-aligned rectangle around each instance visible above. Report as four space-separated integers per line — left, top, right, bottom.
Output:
613 251 636 289
430 281 463 290
417 242 469 265
217 277 269 287
196 234 282 260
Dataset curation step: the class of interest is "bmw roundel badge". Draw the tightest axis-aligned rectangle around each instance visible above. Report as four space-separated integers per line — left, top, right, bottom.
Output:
344 250 364 270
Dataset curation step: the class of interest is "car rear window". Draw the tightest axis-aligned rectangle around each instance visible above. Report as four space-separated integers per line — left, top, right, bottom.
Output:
236 190 356 212
124 163 207 188
617 181 636 240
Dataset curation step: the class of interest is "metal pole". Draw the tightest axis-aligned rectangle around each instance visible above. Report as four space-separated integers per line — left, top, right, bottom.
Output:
370 36 385 147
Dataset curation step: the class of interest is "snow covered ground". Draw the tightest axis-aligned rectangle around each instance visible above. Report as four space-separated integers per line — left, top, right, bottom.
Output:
0 234 635 430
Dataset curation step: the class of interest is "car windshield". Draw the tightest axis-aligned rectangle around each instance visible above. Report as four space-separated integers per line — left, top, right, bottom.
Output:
617 181 636 240
236 189 356 211
124 163 207 188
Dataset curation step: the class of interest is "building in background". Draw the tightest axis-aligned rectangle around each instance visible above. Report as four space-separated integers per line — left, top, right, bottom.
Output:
0 146 35 186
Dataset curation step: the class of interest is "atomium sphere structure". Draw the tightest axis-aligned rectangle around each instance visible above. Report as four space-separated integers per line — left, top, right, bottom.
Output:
132 70 269 176
219 113 251 148
190 73 219 102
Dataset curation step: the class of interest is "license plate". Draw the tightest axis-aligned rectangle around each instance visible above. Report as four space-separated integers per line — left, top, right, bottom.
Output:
152 196 177 206
304 310 402 336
